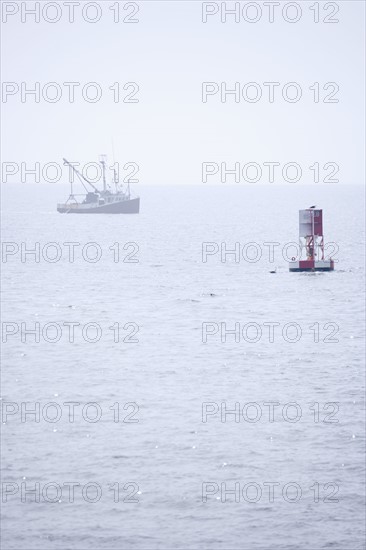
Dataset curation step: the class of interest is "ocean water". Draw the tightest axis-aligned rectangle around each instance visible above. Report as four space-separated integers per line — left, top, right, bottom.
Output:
1 183 365 550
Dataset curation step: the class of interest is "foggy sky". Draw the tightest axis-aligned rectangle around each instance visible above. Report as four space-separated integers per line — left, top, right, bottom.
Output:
1 1 365 185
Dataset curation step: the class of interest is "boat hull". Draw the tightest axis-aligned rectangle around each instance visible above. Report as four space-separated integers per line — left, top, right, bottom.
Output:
57 197 140 214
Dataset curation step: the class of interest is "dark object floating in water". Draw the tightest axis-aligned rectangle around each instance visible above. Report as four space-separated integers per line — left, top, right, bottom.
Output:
269 269 276 274
57 156 139 214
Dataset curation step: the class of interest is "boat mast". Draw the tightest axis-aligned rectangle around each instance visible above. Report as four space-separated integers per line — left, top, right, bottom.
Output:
113 166 119 192
100 155 107 193
111 139 119 193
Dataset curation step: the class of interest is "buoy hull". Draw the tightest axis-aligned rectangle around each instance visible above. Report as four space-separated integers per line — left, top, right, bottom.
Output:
289 260 334 272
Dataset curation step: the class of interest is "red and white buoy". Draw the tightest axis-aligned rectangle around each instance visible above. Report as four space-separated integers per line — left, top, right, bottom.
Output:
289 208 334 272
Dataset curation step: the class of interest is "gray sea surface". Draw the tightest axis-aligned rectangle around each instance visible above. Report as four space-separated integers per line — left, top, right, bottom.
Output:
1 183 365 550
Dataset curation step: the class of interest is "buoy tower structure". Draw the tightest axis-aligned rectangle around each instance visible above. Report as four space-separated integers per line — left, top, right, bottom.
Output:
289 208 334 272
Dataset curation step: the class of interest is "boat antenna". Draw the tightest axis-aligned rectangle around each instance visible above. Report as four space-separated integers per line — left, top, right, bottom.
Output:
63 158 100 193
